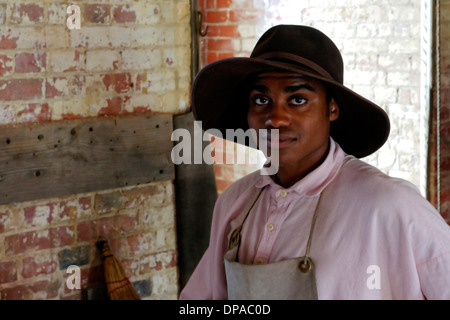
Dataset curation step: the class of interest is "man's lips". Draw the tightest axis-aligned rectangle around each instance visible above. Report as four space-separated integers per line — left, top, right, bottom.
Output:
266 134 297 148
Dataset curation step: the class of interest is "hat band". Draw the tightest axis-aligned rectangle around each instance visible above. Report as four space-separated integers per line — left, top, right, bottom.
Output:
254 52 334 81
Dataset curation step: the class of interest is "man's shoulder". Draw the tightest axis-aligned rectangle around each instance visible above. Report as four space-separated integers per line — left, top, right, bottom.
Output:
329 155 446 233
338 155 425 203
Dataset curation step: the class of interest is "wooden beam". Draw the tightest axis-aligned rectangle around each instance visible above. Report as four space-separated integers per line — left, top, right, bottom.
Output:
0 113 174 205
173 112 217 289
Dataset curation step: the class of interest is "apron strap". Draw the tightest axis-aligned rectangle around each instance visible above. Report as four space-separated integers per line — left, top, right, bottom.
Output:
300 190 325 271
227 186 265 253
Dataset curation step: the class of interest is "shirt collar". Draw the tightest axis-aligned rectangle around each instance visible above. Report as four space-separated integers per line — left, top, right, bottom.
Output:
255 137 345 196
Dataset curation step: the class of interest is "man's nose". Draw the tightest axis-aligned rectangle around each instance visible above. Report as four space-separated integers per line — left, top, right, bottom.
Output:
264 102 291 128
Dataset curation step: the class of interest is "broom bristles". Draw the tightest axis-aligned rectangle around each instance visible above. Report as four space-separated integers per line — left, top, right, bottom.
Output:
96 236 141 300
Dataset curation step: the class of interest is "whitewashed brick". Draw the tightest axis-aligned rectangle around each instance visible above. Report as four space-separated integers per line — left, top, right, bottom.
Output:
388 40 420 54
123 94 163 113
141 205 175 228
356 23 378 38
175 47 190 70
121 48 162 70
347 6 383 23
387 71 414 86
138 69 176 93
48 50 84 73
303 7 346 23
45 26 69 49
155 226 176 250
134 3 161 25
162 92 179 113
346 69 386 86
378 54 412 71
237 24 256 38
70 26 132 48
174 25 191 46
0 26 46 49
86 50 120 71
343 38 389 54
0 104 15 124
387 6 419 21
327 22 356 38
132 26 175 47
150 268 179 298
176 2 190 24
241 38 256 53
352 85 374 100
378 146 397 169
47 3 67 25
374 86 398 104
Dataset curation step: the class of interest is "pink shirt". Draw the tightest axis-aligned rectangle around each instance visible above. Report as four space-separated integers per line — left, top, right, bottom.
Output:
180 139 450 299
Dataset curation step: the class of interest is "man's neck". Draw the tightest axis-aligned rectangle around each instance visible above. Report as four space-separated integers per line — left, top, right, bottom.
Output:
272 142 331 188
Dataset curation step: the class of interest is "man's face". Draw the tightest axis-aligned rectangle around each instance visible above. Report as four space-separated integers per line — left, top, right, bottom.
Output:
247 72 339 180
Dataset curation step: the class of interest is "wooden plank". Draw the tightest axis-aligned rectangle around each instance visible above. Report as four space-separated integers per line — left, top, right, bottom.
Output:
173 112 217 288
0 113 174 205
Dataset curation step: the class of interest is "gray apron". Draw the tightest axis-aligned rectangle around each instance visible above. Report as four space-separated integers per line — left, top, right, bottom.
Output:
223 187 324 300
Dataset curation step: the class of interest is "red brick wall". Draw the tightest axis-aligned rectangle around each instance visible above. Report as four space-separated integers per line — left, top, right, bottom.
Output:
0 1 189 299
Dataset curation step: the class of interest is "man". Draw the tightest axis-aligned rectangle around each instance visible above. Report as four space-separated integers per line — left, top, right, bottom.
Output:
180 25 450 299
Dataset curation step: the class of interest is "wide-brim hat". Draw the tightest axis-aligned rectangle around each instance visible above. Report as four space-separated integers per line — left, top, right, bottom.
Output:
192 25 390 158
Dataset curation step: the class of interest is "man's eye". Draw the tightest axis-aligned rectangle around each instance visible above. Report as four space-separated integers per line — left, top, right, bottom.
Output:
254 97 269 105
289 97 307 105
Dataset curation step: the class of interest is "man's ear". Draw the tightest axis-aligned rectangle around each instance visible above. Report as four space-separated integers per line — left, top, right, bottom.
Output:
329 98 339 121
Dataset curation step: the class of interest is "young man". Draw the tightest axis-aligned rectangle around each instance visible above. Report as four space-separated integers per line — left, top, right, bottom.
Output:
180 25 450 299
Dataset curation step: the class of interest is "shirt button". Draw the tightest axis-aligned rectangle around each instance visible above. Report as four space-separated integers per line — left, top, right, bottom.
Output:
256 258 264 265
280 190 287 197
266 223 274 231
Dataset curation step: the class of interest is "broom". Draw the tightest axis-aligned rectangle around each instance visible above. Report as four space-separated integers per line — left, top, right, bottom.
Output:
96 236 141 300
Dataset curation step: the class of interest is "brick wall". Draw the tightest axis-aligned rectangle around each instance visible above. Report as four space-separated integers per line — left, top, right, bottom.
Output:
0 1 190 299
199 0 426 198
429 1 450 223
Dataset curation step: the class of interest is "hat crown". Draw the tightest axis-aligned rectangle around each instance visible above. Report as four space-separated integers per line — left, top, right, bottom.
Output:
250 25 344 84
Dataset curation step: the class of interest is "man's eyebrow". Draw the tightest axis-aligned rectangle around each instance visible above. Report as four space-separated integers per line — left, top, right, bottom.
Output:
284 84 316 93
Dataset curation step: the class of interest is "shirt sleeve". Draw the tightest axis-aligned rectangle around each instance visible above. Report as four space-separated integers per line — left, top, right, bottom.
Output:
395 179 450 300
418 252 450 299
412 194 450 299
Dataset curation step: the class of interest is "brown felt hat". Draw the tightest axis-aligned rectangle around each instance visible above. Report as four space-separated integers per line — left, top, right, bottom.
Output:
192 25 390 158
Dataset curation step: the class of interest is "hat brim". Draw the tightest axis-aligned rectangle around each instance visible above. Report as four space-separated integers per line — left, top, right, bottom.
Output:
192 57 390 158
